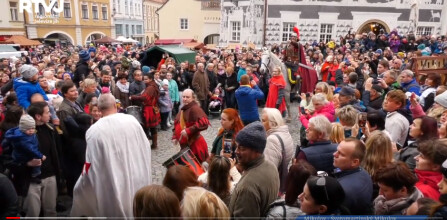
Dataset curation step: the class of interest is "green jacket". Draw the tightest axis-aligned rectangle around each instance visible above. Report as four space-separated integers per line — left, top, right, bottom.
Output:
229 155 279 218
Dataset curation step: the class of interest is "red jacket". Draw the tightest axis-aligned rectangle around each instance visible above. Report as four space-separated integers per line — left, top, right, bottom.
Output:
415 169 442 201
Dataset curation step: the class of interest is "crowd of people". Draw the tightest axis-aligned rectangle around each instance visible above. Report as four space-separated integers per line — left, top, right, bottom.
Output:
0 29 447 218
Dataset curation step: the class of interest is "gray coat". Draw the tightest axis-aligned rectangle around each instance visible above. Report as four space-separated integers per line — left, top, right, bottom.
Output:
229 156 279 218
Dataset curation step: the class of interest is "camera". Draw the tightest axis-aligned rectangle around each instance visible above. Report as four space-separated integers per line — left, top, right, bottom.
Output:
372 79 379 84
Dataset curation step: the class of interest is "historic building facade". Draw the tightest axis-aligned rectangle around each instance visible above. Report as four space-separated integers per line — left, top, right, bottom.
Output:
0 0 27 39
112 0 144 43
157 0 221 44
220 0 447 48
143 0 166 45
22 0 113 46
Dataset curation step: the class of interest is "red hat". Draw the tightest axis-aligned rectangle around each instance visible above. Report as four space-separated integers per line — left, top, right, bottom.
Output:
293 26 300 39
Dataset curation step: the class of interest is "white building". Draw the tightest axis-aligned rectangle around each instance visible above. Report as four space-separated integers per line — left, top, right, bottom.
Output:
0 0 26 38
112 0 145 43
220 0 447 47
143 0 165 45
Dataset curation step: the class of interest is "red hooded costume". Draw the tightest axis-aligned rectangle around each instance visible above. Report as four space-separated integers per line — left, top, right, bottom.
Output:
266 75 287 114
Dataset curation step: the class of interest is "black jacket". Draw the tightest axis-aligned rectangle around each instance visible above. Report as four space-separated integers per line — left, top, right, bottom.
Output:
73 61 89 87
0 173 18 218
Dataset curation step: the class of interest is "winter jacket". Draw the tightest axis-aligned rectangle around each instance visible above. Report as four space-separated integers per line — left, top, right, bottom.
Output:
385 111 410 147
265 199 304 219
335 167 373 215
2 127 42 163
13 78 49 109
265 125 294 192
168 79 180 103
206 69 218 93
229 155 279 218
0 173 19 218
389 39 401 53
300 102 335 128
298 141 337 174
237 67 247 82
374 187 423 215
235 85 264 122
419 86 436 111
192 70 210 101
362 91 384 110
415 169 442 201
158 88 172 113
394 141 419 171
129 80 146 96
401 79 421 96
73 61 89 87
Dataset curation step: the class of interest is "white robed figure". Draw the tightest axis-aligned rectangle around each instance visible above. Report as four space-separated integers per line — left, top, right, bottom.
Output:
70 94 152 217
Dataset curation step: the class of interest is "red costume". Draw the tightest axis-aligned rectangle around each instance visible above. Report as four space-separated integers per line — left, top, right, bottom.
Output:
173 101 210 163
266 75 287 114
131 80 161 128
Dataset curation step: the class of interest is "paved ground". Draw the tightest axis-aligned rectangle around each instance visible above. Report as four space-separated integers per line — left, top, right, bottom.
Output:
57 103 301 216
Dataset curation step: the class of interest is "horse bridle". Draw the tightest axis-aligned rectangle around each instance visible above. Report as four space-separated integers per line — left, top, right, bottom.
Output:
261 53 271 75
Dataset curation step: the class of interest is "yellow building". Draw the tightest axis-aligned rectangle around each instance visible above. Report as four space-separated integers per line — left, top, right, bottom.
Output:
143 0 165 45
24 0 113 46
0 0 26 38
157 0 220 44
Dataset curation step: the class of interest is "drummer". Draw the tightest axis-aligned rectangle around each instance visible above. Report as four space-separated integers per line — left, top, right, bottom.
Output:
172 89 210 163
130 73 161 149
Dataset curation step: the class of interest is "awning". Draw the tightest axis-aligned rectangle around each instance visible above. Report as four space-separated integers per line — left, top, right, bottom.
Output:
0 35 41 46
93 36 120 44
183 42 204 50
141 45 197 67
154 39 195 45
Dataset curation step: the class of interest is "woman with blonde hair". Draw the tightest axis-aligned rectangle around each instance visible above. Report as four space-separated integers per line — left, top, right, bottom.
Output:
181 186 230 219
330 122 345 144
362 130 394 199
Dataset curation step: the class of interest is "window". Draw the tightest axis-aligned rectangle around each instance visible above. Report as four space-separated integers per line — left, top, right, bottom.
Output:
63 2 71 18
82 4 88 19
319 24 333 43
10 2 18 21
126 24 129 37
180 18 188 30
102 5 107 20
130 1 133 15
125 0 128 15
132 25 135 35
51 1 58 16
417 26 434 36
136 25 142 34
282 22 296 42
92 5 98 20
116 24 123 35
38 3 45 16
231 21 241 41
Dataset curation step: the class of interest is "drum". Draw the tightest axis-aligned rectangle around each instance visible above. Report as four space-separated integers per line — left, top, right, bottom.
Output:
162 147 205 176
126 106 143 125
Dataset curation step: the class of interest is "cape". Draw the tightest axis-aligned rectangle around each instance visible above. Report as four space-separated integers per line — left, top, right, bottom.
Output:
297 44 318 93
70 113 152 217
266 75 287 113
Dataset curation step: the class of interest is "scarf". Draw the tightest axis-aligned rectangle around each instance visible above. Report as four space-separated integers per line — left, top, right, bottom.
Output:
269 74 286 88
116 81 129 93
374 188 422 215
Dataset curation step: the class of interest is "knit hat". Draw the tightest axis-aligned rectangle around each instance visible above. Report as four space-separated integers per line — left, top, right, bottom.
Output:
79 50 90 62
162 79 169 86
132 60 141 69
417 44 426 50
435 91 447 108
19 64 38 80
19 114 36 133
142 66 150 74
375 49 383 55
339 86 355 97
235 121 267 153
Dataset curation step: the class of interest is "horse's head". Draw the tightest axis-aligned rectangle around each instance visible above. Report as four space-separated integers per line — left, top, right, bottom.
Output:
260 50 270 74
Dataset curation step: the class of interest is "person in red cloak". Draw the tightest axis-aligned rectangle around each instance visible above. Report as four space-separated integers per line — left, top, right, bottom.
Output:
266 66 287 114
130 72 161 149
172 89 210 163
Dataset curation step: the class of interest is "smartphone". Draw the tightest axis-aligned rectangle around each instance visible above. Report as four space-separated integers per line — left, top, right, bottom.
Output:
223 138 232 154
358 112 367 127
300 107 306 115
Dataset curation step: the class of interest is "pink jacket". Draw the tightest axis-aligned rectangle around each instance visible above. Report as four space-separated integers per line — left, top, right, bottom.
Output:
300 102 335 128
410 103 425 118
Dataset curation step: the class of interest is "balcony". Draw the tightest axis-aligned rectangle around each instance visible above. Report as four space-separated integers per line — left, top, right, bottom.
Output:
201 0 221 10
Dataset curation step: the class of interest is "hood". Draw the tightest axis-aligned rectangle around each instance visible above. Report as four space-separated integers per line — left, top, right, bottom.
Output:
4 127 28 140
415 169 442 190
267 125 290 136
13 77 35 88
316 102 335 115
236 85 252 96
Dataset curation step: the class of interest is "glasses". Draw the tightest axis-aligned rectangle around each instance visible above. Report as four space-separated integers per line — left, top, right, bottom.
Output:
316 176 330 202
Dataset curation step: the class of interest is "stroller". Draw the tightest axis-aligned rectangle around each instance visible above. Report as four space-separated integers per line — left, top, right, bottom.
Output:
208 85 223 117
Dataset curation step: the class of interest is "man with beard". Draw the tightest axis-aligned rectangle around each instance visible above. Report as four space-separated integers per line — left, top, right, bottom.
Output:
97 70 116 92
172 89 210 163
192 63 210 115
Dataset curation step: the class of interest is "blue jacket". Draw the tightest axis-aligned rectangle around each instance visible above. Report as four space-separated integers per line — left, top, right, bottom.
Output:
2 127 42 163
13 78 48 109
235 85 264 121
401 79 421 96
335 167 373 215
168 79 180 102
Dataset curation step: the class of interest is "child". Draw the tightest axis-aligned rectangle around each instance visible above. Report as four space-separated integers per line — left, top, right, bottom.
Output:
159 79 173 131
2 114 45 180
209 88 223 108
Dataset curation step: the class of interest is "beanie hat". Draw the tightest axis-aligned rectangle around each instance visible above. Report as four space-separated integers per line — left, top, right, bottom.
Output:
435 91 447 108
132 60 141 69
375 49 383 55
19 114 36 133
339 86 355 97
79 50 90 62
142 66 150 74
20 64 38 80
417 44 426 50
235 121 267 153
